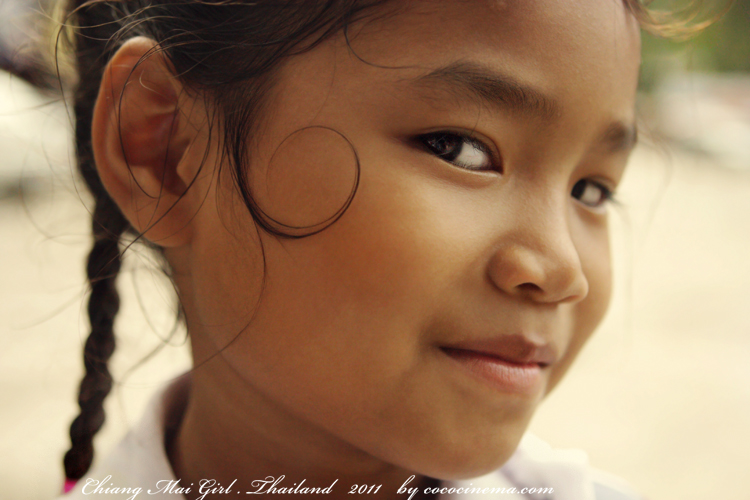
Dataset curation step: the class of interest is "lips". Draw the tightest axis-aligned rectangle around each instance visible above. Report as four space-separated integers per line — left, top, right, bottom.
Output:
441 333 558 367
439 334 558 395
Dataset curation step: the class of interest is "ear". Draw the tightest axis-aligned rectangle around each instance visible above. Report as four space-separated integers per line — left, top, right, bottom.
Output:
92 36 203 247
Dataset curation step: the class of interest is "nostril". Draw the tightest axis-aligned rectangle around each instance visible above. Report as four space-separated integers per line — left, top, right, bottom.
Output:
517 282 543 294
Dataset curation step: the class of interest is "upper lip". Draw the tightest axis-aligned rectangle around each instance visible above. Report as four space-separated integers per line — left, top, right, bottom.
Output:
441 334 558 367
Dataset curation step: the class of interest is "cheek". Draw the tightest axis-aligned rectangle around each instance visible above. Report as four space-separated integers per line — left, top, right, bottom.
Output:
186 186 267 354
547 220 612 392
192 145 501 434
231 158 472 368
186 126 361 352
186 140 450 398
248 126 359 235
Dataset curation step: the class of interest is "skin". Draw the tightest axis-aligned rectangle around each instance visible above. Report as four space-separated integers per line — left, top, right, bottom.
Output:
92 0 641 498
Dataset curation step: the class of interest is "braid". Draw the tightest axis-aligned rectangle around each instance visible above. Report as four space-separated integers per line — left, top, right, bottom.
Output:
64 201 128 480
63 0 131 482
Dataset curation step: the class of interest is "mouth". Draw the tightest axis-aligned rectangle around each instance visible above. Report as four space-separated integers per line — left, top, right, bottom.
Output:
440 347 545 396
439 336 556 396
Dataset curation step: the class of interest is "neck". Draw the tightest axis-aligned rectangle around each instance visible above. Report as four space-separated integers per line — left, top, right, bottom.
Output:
168 363 437 500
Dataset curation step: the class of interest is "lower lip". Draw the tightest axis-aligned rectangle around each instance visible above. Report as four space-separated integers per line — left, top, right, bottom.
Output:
441 348 543 396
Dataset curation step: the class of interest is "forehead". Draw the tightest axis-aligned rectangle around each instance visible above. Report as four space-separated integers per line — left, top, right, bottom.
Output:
344 0 641 115
353 0 641 76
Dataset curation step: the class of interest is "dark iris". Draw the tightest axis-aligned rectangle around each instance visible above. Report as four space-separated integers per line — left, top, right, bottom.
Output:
423 133 464 162
571 179 587 199
571 179 612 207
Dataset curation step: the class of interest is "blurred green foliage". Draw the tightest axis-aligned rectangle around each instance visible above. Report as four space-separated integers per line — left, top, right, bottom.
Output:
640 0 750 90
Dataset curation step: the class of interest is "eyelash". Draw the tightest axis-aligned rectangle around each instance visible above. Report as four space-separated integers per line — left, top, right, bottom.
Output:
417 131 617 209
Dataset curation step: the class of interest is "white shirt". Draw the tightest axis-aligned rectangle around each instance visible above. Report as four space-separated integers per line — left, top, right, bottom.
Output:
58 375 643 500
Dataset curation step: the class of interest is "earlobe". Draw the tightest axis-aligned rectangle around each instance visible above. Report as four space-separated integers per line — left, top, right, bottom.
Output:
92 36 199 248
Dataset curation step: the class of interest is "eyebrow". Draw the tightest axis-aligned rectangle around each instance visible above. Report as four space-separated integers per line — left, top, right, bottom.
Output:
408 60 638 152
600 120 638 153
409 60 559 119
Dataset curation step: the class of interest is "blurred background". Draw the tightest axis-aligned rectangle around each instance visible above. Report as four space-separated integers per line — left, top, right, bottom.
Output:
1 1 748 499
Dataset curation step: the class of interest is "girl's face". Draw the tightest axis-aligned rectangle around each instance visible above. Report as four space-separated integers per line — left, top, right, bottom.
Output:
177 0 640 479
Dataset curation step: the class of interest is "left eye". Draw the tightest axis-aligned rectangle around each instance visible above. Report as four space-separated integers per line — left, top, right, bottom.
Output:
419 132 496 172
571 179 614 209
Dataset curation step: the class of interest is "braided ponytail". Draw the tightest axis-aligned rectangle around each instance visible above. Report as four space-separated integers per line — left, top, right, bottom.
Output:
64 201 128 480
62 0 131 482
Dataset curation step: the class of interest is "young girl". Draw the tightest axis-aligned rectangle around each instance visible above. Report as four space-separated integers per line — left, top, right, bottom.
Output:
58 0 646 499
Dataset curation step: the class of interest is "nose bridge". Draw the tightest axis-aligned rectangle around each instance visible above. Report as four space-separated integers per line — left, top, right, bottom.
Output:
489 190 588 303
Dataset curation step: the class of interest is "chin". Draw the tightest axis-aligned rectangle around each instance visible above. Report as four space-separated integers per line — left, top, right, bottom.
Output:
401 429 525 481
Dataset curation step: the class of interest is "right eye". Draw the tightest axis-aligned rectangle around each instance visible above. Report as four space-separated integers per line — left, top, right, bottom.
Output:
418 132 498 172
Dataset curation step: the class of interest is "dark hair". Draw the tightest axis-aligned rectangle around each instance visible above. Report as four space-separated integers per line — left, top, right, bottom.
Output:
59 0 688 483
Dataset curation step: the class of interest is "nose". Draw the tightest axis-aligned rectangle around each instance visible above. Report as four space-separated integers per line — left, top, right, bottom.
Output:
487 205 589 304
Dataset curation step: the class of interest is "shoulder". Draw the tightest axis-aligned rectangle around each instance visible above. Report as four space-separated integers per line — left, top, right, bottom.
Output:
495 433 644 500
435 433 645 500
589 469 646 500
